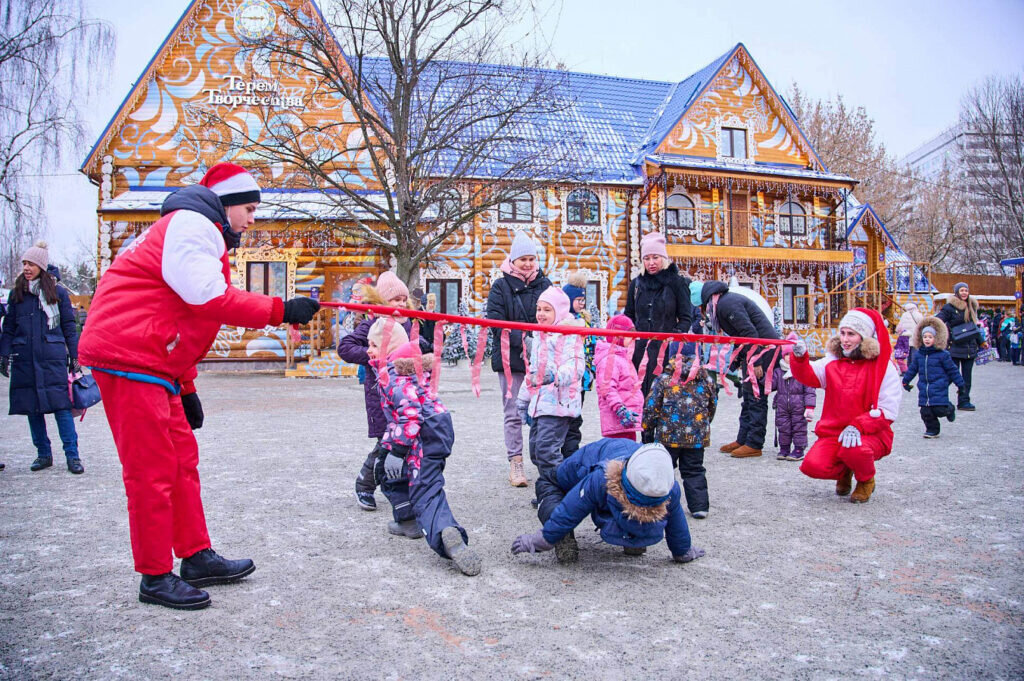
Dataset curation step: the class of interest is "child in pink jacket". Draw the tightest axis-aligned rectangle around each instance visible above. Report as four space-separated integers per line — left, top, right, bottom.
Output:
594 315 643 441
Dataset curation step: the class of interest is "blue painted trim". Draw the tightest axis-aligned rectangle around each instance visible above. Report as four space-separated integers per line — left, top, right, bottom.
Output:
89 367 180 394
80 1 199 174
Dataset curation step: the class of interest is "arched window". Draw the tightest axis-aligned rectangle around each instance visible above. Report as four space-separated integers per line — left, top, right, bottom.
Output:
777 201 807 237
566 189 600 225
498 192 533 223
665 193 696 231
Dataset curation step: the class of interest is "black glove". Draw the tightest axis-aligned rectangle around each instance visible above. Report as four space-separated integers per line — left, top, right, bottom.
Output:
68 357 81 375
181 392 204 430
0 355 9 378
902 382 912 392
282 297 320 324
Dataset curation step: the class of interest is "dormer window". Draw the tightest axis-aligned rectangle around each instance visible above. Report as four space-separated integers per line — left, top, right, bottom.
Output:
721 127 747 159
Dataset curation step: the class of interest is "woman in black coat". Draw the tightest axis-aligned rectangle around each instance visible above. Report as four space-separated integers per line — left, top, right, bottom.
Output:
0 242 83 473
485 232 551 487
624 232 692 401
935 282 981 411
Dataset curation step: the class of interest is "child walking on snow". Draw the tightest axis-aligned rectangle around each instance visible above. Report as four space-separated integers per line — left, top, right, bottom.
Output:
902 317 964 438
366 319 481 576
594 315 643 442
510 439 704 564
642 344 717 519
515 287 586 562
772 331 817 462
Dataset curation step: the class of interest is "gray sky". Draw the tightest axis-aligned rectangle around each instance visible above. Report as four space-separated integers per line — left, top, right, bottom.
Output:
44 0 1024 265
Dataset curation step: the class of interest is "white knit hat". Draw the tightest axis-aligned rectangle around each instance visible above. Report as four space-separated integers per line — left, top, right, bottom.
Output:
839 309 877 341
21 240 49 270
509 232 537 262
624 444 674 501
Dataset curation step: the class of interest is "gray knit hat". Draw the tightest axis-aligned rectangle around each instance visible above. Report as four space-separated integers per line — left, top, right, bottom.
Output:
953 282 969 296
21 240 49 271
921 326 938 338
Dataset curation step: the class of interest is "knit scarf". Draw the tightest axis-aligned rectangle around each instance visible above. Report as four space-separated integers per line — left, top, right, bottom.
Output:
500 257 538 284
28 279 60 330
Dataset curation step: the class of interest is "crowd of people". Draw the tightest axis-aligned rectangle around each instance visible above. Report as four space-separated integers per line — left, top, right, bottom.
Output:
0 160 1008 611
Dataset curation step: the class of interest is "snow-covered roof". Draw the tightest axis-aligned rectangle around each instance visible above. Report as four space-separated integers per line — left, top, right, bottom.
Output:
644 154 854 184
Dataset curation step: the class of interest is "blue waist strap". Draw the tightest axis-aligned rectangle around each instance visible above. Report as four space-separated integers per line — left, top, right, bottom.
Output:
89 367 180 395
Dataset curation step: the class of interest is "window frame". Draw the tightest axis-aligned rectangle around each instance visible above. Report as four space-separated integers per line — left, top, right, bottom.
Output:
566 189 601 226
665 193 697 231
246 261 289 298
722 126 748 159
426 278 463 316
782 283 810 325
498 192 533 223
777 200 808 237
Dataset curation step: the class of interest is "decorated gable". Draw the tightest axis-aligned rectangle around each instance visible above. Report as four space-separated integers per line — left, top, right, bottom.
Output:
656 48 818 169
83 0 376 191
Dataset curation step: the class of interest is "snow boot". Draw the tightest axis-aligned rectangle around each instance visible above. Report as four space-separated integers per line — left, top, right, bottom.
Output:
441 526 481 576
718 441 742 454
850 477 876 504
554 531 579 564
388 520 423 539
730 446 762 458
139 573 210 611
508 455 528 487
691 510 709 519
777 446 790 461
623 547 646 556
180 548 255 587
923 432 940 439
946 406 956 423
835 468 854 496
355 490 377 511
785 449 805 462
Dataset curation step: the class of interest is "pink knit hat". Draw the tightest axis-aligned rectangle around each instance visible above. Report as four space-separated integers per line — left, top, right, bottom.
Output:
537 287 571 324
606 314 635 346
376 271 409 303
641 231 668 259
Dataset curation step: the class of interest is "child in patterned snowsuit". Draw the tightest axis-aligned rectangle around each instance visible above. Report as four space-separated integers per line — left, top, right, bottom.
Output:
772 333 817 462
369 321 480 576
642 346 717 519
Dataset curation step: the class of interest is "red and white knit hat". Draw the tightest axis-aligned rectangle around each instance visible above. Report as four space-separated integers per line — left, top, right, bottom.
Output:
199 162 261 206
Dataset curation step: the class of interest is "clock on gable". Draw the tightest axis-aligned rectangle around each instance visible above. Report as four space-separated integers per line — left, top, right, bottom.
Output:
234 0 277 41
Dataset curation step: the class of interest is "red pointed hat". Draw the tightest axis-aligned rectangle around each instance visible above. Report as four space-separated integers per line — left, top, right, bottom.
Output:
852 307 891 416
199 163 261 206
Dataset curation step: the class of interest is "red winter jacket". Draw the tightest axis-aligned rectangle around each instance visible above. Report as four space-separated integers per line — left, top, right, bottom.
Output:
80 186 284 390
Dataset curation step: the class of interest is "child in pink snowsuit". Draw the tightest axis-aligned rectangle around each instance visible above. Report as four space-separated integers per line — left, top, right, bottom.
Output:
594 315 643 441
772 332 817 461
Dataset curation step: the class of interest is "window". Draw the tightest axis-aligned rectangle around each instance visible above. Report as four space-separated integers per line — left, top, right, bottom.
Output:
498 192 532 223
566 189 600 225
665 193 696 231
721 127 747 159
783 284 809 325
426 278 462 316
247 261 287 298
777 201 807 237
585 279 602 317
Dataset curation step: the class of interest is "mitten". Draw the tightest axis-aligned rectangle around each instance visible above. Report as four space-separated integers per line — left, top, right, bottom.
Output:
384 444 410 480
839 425 861 448
804 408 814 422
181 392 204 430
792 339 807 357
282 297 321 324
511 530 553 554
615 405 636 428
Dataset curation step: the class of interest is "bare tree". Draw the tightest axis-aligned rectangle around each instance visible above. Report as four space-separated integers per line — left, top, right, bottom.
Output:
200 0 590 285
0 0 114 284
897 167 981 271
959 73 1024 265
787 84 916 235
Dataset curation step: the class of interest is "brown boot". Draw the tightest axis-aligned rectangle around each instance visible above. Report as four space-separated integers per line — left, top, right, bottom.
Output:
730 445 762 458
508 456 529 487
850 477 876 504
719 441 742 454
835 469 854 496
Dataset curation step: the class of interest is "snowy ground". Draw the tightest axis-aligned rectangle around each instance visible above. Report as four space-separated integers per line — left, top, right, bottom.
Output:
1 361 1022 680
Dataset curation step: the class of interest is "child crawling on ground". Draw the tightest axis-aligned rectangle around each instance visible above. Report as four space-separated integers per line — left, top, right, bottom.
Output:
367 318 481 576
510 438 705 564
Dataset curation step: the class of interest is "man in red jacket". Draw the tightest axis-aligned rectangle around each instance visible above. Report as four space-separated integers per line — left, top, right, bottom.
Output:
80 163 319 610
790 308 903 504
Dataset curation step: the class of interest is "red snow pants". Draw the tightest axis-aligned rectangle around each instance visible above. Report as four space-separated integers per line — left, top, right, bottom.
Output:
799 434 890 483
94 372 210 574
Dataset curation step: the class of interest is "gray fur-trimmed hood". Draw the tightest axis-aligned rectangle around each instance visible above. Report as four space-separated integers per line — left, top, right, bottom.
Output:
912 315 949 350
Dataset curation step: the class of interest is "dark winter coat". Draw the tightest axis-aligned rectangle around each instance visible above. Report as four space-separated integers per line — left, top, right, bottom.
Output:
544 439 691 556
771 361 817 413
337 316 432 438
903 316 964 408
0 284 78 415
935 296 981 360
624 263 693 366
485 270 551 374
700 280 779 368
641 356 717 449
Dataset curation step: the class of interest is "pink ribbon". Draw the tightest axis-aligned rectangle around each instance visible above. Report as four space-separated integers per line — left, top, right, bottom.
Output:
429 322 444 398
376 317 397 388
500 329 513 398
669 345 684 387
409 320 426 389
471 327 487 397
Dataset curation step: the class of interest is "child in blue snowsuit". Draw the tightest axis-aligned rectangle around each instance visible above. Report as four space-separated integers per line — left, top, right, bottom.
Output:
371 329 481 576
510 439 705 564
902 317 964 438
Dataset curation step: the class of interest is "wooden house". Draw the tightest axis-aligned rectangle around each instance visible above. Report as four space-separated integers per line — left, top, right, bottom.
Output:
81 0 905 374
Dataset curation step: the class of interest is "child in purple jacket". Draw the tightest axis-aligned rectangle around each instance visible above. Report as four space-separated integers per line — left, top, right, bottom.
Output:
772 332 817 461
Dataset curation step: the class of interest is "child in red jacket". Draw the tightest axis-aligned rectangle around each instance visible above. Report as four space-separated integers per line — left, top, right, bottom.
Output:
790 308 902 504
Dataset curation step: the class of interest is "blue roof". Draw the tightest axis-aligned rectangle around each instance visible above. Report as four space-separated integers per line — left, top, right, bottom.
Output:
846 203 901 251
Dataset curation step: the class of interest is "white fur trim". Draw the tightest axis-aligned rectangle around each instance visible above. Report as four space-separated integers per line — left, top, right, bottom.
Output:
208 170 259 197
869 408 881 418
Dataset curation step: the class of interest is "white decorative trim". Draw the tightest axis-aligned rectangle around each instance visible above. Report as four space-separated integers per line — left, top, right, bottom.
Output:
421 262 474 312
234 247 298 298
664 190 701 241
715 116 756 165
778 274 815 330
561 187 606 236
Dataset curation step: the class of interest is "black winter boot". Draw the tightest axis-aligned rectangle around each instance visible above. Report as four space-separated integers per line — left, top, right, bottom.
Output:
30 457 52 471
180 548 255 587
139 572 211 610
